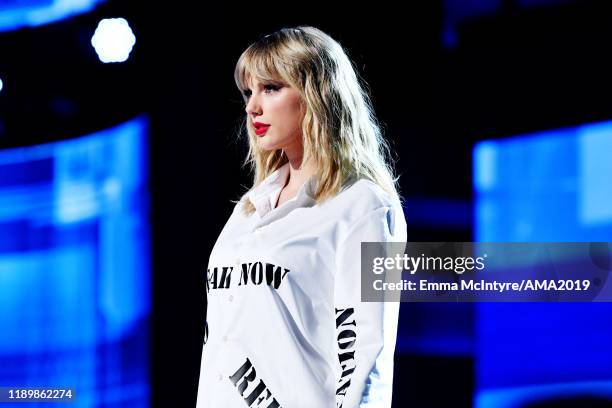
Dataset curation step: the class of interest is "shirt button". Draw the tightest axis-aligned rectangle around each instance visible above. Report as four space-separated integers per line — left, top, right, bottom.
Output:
229 295 234 302
222 335 228 342
218 374 223 381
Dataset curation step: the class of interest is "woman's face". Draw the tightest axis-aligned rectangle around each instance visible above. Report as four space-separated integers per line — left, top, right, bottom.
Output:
244 77 304 153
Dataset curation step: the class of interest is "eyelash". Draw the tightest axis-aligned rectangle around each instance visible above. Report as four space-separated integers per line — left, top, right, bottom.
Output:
243 84 281 98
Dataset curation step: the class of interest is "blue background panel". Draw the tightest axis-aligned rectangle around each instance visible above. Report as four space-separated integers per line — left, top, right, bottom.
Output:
0 116 151 407
473 121 612 408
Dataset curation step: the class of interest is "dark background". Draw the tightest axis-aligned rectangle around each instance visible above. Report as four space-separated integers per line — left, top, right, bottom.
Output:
1 1 611 406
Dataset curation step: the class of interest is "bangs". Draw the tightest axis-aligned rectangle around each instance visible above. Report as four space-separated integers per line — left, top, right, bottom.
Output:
234 40 297 92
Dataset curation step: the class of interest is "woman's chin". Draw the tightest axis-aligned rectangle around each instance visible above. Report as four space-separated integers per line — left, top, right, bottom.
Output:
256 140 280 151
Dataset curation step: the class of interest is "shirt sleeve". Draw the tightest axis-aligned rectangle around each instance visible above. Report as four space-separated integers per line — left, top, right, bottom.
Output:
334 205 406 408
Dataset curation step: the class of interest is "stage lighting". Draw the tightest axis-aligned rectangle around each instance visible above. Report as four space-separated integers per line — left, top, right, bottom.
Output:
91 18 136 63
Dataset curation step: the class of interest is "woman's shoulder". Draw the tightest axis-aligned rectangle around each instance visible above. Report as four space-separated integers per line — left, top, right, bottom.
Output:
326 178 407 242
325 177 401 220
338 178 398 208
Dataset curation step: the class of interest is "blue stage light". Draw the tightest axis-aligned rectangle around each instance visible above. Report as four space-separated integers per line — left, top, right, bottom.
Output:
474 120 612 408
0 116 151 407
0 0 104 32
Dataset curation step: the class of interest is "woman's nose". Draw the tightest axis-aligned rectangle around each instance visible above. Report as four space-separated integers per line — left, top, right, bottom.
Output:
245 95 262 116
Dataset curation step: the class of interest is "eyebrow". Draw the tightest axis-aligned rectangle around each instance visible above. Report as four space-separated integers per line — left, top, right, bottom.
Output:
245 79 284 88
241 81 283 94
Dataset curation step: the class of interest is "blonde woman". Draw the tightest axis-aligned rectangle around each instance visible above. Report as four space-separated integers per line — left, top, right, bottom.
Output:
196 26 407 408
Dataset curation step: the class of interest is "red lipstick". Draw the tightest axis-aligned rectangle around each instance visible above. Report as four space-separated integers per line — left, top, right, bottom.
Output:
253 121 270 136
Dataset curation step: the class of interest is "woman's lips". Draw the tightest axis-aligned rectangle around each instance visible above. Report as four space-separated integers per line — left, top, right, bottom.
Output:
254 125 270 136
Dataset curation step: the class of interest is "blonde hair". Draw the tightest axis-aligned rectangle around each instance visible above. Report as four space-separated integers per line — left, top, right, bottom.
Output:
234 26 402 215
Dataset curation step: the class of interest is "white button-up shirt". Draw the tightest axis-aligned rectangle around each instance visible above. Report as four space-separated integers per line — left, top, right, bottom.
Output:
196 162 407 408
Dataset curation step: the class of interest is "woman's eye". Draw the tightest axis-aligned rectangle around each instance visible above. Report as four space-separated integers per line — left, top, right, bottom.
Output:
264 85 280 93
242 84 280 98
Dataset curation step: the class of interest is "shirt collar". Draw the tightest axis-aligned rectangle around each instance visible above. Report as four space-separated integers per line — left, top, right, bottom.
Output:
247 162 318 218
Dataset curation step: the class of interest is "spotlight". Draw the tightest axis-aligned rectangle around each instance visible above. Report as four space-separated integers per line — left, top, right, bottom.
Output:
91 18 136 63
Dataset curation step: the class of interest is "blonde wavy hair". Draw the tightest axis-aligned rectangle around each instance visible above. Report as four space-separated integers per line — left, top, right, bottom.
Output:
234 26 402 215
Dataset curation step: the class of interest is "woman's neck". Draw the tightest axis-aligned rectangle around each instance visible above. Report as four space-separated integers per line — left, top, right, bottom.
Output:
284 151 316 191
